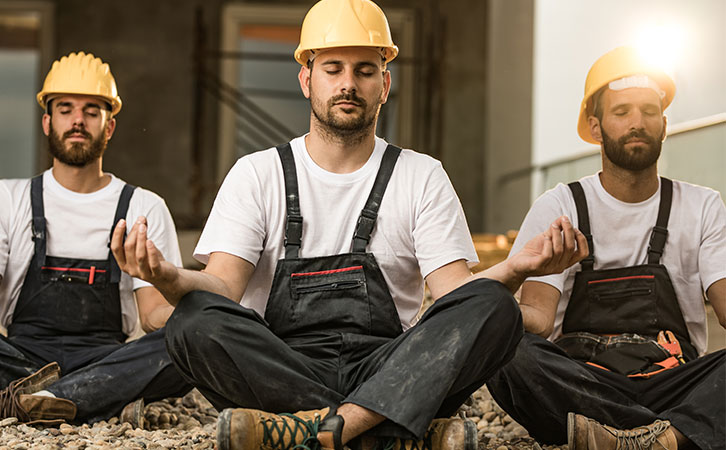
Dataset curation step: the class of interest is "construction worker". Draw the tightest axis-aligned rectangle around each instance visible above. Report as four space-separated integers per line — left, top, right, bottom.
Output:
112 0 586 449
487 46 726 450
0 51 190 425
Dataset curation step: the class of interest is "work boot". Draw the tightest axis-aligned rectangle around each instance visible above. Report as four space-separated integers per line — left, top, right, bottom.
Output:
120 398 145 429
217 406 330 450
0 362 77 425
371 417 478 450
568 412 677 450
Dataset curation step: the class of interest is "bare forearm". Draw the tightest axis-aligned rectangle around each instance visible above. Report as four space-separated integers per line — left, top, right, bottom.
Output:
155 266 239 307
140 304 174 333
520 304 554 337
471 260 526 294
707 279 726 329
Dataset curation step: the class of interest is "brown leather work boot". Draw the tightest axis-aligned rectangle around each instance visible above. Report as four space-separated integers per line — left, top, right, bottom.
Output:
370 417 478 450
0 362 77 425
568 412 678 450
217 406 330 450
120 398 145 429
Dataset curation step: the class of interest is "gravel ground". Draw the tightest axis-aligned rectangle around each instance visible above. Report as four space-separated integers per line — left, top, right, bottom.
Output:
0 386 566 450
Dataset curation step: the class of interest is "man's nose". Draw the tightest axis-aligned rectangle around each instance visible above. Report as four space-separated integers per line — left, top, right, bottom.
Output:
628 110 646 131
67 108 87 127
339 70 357 94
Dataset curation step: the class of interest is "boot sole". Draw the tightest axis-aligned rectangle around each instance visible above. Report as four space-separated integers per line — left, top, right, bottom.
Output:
566 412 576 450
463 418 477 450
217 408 234 450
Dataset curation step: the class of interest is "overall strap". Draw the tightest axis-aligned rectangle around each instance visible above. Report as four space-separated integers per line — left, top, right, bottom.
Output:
568 181 594 271
352 145 402 253
647 177 672 264
276 143 303 259
109 184 136 282
30 175 47 270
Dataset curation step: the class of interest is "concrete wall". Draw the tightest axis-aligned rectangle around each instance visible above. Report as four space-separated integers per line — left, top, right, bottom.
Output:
482 0 534 233
37 0 499 233
48 0 223 228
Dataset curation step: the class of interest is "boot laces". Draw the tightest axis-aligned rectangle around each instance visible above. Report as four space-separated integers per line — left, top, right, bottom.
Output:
262 412 324 450
0 380 31 422
613 419 671 450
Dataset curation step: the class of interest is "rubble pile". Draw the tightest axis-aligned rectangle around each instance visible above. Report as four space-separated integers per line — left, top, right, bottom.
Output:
0 386 567 450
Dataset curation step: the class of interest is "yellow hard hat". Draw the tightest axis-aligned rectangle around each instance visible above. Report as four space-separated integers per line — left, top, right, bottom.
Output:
294 0 398 66
578 46 675 144
37 51 122 116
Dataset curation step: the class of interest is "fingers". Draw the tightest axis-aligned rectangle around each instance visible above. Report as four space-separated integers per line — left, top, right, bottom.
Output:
540 226 554 261
146 239 163 277
117 216 154 280
111 219 127 267
135 221 151 277
573 228 589 263
550 219 564 265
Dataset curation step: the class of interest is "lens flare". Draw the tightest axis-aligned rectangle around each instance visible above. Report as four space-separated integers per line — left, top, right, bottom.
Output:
632 23 686 77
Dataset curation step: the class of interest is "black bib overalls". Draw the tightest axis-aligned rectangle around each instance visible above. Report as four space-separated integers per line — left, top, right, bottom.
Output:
0 175 190 423
487 178 725 449
166 142 523 439
555 178 698 375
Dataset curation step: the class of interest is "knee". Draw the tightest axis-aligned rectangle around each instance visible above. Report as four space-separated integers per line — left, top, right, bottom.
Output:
166 290 230 349
465 279 523 333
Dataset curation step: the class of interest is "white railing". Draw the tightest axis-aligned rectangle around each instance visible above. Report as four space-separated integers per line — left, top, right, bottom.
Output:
498 113 726 201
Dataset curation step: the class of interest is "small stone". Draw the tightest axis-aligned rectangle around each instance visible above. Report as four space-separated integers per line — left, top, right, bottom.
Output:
483 411 497 422
16 424 34 433
109 422 132 437
60 423 75 435
496 446 508 450
158 412 171 425
0 417 18 427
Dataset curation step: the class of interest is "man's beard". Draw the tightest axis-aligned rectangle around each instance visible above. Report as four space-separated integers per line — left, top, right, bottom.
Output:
48 122 108 167
310 89 381 142
602 128 662 171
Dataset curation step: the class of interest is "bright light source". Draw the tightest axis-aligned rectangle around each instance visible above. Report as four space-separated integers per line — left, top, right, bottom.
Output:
632 23 686 76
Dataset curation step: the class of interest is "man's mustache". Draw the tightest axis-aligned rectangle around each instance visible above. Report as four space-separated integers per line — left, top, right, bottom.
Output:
62 128 92 140
329 93 367 107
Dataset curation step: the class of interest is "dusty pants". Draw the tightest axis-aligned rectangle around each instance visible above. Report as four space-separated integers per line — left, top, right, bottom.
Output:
165 278 524 439
0 328 191 423
487 333 725 450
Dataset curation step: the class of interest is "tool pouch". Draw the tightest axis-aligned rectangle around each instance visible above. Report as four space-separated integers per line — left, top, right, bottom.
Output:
554 330 687 378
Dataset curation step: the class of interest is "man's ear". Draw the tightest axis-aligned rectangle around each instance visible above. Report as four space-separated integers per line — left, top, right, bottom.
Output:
380 70 392 104
298 65 311 99
42 113 51 136
105 117 117 140
660 114 668 142
588 115 603 143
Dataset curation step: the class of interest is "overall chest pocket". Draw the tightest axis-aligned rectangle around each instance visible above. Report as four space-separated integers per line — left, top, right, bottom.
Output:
586 275 657 334
289 265 370 335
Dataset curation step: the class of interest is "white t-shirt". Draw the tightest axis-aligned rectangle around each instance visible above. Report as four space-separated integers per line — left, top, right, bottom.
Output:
510 173 726 355
0 169 182 336
195 135 478 330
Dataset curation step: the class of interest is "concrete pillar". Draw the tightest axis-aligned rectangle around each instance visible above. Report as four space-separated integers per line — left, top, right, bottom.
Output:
483 0 534 233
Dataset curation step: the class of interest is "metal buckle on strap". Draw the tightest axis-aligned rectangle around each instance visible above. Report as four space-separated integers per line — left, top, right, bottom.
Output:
32 230 45 242
284 214 303 247
648 225 668 257
353 210 376 242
